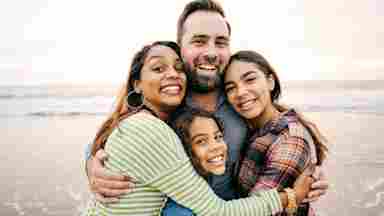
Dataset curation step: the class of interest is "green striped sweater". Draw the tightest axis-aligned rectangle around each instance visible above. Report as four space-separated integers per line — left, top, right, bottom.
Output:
84 113 283 215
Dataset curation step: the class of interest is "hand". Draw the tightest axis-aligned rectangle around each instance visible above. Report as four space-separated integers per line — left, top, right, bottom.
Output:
86 149 135 203
292 165 315 204
303 166 329 203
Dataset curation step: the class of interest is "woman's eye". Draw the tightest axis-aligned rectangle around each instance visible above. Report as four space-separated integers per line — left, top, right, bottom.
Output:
225 86 234 94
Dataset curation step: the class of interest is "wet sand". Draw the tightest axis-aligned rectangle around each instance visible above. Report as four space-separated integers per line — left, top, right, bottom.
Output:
1 112 384 215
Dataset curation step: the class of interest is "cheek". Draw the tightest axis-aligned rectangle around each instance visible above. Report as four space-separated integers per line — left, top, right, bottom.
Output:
218 49 230 65
181 47 196 65
192 146 206 161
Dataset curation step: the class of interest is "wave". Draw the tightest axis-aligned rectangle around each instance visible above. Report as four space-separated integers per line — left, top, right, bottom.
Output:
0 93 112 99
26 111 107 117
0 111 107 117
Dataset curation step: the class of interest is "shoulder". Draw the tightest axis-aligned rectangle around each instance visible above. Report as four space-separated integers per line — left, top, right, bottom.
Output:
119 112 174 135
277 112 317 164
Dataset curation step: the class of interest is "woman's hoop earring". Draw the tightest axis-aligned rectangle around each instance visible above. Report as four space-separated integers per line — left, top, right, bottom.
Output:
126 90 144 110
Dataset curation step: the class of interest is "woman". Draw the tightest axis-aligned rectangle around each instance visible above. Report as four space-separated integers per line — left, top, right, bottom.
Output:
84 42 314 215
223 50 328 215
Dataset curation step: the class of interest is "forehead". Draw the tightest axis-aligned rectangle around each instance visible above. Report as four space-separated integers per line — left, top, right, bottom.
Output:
183 11 229 38
225 60 262 79
145 45 179 62
190 116 218 134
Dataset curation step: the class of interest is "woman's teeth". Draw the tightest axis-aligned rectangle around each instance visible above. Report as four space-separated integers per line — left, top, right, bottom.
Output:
208 155 224 163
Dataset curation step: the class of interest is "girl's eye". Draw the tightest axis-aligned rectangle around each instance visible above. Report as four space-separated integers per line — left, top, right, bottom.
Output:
215 133 224 141
152 66 165 73
196 139 207 146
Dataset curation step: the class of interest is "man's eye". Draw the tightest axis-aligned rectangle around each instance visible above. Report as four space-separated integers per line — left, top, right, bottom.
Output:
193 40 204 45
216 40 228 47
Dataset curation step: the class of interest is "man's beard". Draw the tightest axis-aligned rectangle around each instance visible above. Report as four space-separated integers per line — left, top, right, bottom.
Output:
185 63 222 93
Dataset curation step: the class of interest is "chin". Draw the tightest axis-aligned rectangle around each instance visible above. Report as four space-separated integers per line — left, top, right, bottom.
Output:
210 167 226 176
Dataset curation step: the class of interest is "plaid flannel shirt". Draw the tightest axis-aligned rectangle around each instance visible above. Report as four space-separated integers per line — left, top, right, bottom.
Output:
238 110 317 216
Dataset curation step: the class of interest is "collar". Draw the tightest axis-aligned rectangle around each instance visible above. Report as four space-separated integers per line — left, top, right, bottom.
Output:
185 89 226 110
249 109 298 138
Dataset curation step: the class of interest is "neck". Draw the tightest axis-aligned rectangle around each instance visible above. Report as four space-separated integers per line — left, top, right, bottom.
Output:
249 104 280 129
142 102 171 121
190 90 220 112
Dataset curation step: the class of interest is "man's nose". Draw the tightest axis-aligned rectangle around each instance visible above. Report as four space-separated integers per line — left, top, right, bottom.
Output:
204 44 218 64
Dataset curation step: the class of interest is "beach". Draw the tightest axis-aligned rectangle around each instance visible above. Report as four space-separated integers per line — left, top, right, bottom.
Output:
1 83 384 215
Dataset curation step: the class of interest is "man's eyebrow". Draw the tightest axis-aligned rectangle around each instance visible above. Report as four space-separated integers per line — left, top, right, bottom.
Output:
216 35 229 41
191 34 209 39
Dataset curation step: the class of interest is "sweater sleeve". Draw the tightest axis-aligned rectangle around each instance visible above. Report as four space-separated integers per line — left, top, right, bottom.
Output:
105 113 283 216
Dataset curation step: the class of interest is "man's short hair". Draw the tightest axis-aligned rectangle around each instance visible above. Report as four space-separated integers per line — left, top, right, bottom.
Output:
176 0 232 44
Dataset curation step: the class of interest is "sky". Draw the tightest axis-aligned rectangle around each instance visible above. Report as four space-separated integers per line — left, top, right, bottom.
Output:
1 0 383 85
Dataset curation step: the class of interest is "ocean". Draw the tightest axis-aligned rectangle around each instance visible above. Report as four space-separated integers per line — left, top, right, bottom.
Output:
1 80 384 215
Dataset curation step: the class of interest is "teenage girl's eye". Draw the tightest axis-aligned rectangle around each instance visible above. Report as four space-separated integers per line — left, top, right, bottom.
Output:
245 76 257 82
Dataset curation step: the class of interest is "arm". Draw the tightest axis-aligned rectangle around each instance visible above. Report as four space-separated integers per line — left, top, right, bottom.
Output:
85 143 133 203
249 135 311 193
105 114 284 215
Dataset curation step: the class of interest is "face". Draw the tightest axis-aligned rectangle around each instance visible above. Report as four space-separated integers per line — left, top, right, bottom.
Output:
189 116 227 175
224 60 274 120
180 11 231 92
135 45 187 112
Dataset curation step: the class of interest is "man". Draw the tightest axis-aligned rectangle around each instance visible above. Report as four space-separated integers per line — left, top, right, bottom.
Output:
86 0 328 208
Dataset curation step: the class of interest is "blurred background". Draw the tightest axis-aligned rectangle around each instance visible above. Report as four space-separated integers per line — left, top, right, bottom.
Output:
1 0 383 215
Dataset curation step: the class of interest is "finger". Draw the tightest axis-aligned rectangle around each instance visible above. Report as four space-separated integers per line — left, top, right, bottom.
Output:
308 189 326 200
94 169 134 182
311 180 329 190
94 193 119 204
311 166 322 180
302 196 320 203
98 186 131 197
95 178 135 190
